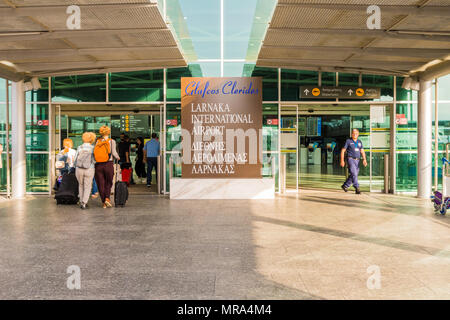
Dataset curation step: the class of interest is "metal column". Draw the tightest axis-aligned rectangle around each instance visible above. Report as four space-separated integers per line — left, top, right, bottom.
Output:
11 81 26 199
5 80 11 198
417 80 432 198
390 77 397 193
434 79 439 191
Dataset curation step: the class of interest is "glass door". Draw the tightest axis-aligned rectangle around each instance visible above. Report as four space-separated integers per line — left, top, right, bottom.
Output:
280 105 298 190
369 105 390 192
299 115 351 190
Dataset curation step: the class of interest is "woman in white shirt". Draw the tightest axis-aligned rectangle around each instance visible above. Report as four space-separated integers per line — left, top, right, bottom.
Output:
74 132 96 210
57 138 77 174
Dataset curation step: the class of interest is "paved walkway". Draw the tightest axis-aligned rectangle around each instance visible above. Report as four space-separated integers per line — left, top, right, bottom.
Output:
0 189 449 299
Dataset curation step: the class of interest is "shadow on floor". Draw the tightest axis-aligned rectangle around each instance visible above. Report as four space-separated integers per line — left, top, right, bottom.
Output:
299 195 426 216
253 215 450 259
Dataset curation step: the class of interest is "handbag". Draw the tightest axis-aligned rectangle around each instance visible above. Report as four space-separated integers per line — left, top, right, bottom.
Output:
55 160 65 169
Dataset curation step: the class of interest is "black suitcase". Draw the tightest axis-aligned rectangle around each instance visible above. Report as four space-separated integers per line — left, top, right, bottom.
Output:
55 172 79 205
114 181 128 207
114 163 128 207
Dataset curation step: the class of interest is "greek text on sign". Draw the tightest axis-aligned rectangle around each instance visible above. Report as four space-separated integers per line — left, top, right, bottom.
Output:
300 86 381 99
181 77 263 179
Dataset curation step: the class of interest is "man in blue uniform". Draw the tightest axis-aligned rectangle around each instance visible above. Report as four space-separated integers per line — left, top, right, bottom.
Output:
143 133 160 187
340 128 368 194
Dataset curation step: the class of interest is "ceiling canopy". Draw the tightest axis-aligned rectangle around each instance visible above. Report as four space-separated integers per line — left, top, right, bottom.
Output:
257 0 450 77
0 0 187 81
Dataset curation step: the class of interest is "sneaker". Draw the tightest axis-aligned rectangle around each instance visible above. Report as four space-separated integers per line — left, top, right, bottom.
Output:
355 187 361 194
104 198 113 208
102 203 107 209
91 193 99 199
341 184 348 192
147 184 151 188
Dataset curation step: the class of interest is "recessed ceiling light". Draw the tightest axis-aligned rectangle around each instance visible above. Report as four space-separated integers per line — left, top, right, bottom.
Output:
0 60 16 68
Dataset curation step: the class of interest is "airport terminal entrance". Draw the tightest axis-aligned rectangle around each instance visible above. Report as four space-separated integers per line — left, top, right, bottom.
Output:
280 104 391 192
52 104 163 195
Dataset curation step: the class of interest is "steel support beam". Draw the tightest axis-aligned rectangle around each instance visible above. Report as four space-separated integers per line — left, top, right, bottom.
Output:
261 45 449 59
417 60 450 81
257 58 418 71
417 80 432 198
0 46 181 60
0 2 158 18
267 28 450 42
14 58 186 72
256 63 409 77
0 28 169 42
33 65 188 78
276 3 450 17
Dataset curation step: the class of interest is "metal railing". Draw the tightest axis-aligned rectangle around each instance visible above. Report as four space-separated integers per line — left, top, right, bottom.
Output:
280 153 286 194
446 143 450 177
384 154 389 194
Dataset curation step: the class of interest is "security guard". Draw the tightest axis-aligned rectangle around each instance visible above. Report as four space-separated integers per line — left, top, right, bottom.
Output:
340 128 367 194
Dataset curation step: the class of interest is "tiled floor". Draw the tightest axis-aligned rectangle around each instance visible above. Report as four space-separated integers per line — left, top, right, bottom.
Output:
0 189 448 299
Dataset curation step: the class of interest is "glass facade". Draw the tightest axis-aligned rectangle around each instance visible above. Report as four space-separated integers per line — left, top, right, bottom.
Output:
0 70 449 195
0 0 449 195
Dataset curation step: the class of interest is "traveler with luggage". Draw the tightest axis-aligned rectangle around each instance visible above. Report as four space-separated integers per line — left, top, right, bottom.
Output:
143 133 160 187
94 126 120 209
74 132 96 210
54 138 77 190
134 137 146 183
340 128 368 194
118 134 135 185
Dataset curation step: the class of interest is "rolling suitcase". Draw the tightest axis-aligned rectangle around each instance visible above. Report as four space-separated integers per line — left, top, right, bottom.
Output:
114 163 128 207
55 172 79 205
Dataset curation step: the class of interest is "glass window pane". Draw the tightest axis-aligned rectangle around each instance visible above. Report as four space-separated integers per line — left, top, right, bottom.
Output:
26 104 49 152
52 74 106 102
361 74 393 101
166 104 181 152
109 70 163 102
281 69 318 101
339 73 359 86
223 62 246 77
26 153 49 192
176 0 221 59
167 66 202 102
281 70 335 101
396 153 417 192
437 74 450 100
0 78 7 102
396 103 417 150
437 103 450 150
262 104 278 152
224 0 257 59
251 66 278 101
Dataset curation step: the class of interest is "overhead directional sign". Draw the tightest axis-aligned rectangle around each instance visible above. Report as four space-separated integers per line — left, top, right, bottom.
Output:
300 86 381 99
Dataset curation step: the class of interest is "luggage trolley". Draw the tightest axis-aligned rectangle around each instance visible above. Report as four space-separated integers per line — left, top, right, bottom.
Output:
431 143 450 215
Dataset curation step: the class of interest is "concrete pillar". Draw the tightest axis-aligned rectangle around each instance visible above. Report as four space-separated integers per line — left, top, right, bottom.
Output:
417 80 432 198
11 81 26 199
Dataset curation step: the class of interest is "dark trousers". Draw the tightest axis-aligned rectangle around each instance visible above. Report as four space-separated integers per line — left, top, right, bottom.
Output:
147 157 158 185
344 158 360 188
95 161 114 203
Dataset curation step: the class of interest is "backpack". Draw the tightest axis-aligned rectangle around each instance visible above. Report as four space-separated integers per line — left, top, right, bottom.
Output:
76 147 93 169
94 139 111 163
